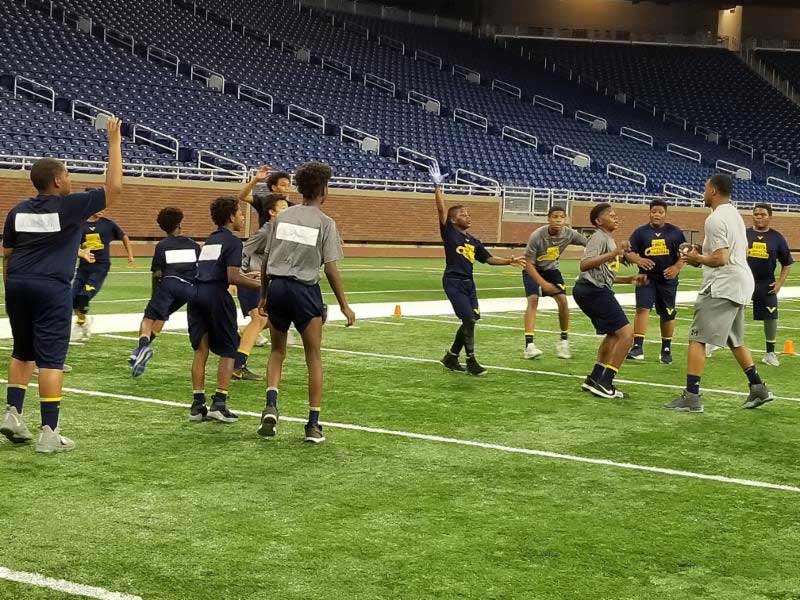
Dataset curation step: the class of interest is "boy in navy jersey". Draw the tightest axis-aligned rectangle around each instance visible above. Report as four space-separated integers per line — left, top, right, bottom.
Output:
187 197 260 423
429 165 525 376
1 117 122 453
71 210 134 340
627 199 687 364
747 203 794 367
257 162 354 444
129 207 200 377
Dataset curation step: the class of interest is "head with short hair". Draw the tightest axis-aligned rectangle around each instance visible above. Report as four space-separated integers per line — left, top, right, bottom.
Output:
294 162 332 203
590 202 617 231
648 198 668 227
261 193 290 224
547 206 567 232
447 205 471 230
157 207 184 235
704 174 733 207
266 170 292 195
752 202 772 231
210 196 244 231
30 158 70 195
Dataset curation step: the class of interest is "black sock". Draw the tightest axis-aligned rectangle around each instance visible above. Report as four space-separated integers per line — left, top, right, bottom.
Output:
308 408 320 426
599 365 618 387
686 374 701 395
40 400 60 430
234 351 248 370
450 325 465 356
589 362 604 381
192 390 206 406
266 387 278 408
633 335 645 349
766 340 776 353
6 385 25 413
744 366 762 386
149 332 157 343
462 320 476 357
662 338 672 354
525 333 534 346
138 336 150 349
560 331 568 341
211 389 228 406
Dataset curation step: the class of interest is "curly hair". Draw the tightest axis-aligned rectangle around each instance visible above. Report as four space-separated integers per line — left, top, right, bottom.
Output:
260 193 289 224
156 207 184 234
266 170 291 191
210 196 240 227
294 162 332 201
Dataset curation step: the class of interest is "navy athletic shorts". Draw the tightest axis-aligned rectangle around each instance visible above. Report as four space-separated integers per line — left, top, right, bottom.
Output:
573 280 629 335
187 283 240 358
237 285 261 318
752 280 779 321
443 276 480 322
72 263 111 309
635 277 679 321
522 268 566 297
266 277 325 334
144 276 196 322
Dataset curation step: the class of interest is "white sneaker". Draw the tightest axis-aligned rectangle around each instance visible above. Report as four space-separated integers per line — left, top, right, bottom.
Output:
705 344 719 358
255 333 269 347
35 425 75 454
555 339 572 359
0 406 33 443
762 352 780 367
82 316 92 339
71 322 85 341
523 342 543 360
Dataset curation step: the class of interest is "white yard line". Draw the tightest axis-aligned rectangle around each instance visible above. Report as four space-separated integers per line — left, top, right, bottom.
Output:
322 287 519 296
91 298 150 304
0 567 142 600
1 378 798 494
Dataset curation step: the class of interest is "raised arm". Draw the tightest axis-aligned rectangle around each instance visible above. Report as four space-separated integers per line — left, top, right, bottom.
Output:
428 164 449 226
104 117 123 209
238 165 270 205
324 261 355 326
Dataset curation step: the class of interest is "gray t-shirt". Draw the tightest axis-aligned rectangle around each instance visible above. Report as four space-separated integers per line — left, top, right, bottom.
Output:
241 221 272 273
264 204 344 285
525 225 588 271
700 202 754 305
577 228 618 289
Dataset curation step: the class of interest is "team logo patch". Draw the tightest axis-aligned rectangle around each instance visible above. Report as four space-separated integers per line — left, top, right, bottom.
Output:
645 239 669 257
457 243 476 264
767 307 777 313
748 242 769 260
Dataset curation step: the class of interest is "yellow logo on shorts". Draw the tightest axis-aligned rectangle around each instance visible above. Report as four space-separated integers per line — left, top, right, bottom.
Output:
748 242 769 260
82 232 104 251
537 246 561 262
767 307 777 313
457 243 476 264
645 239 669 257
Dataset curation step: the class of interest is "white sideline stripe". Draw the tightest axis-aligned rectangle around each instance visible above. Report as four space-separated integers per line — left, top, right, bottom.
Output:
0 379 797 495
0 566 142 600
92 298 151 304
100 334 138 341
322 286 519 296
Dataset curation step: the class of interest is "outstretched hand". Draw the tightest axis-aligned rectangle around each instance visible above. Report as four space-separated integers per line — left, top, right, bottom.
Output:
253 165 270 181
428 163 449 187
106 116 122 146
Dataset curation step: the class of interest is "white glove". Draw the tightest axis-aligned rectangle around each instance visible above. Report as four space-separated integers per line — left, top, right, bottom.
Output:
428 163 449 186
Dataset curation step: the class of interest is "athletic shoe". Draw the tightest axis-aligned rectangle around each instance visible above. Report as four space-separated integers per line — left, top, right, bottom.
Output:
705 344 719 358
466 356 487 377
742 383 775 409
587 379 617 400
71 322 85 342
255 333 269 347
761 352 780 367
523 342 543 360
188 402 208 422
0 406 33 444
626 346 644 361
207 403 239 423
660 351 673 365
257 405 279 438
82 317 93 340
663 391 704 413
555 340 571 359
33 364 72 376
304 423 326 444
131 346 154 378
440 351 466 372
233 366 262 381
127 349 137 368
582 377 623 398
35 426 75 454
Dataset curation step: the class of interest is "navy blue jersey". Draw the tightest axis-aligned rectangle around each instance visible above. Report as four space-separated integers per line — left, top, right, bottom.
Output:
80 217 124 265
747 228 794 282
151 235 200 281
196 227 242 285
629 223 686 281
440 221 491 280
3 189 106 284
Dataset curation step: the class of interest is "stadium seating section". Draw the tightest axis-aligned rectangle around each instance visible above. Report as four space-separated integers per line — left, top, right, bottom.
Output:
1 0 799 206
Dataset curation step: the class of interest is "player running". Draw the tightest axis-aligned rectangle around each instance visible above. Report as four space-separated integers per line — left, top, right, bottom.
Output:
522 206 588 360
746 203 794 367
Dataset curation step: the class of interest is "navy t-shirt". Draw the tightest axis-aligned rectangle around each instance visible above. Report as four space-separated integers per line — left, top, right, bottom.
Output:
3 189 106 285
440 221 491 280
196 227 242 285
151 235 200 281
629 223 686 281
79 217 124 265
747 228 794 283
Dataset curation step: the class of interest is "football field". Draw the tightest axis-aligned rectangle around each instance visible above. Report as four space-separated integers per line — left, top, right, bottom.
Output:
2 257 799 599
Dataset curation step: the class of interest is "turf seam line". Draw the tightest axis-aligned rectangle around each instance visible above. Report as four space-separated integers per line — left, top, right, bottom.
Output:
0 566 143 600
1 380 798 494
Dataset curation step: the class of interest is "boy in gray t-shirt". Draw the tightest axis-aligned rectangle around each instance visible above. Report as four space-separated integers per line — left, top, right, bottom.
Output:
257 162 355 444
522 206 588 361
572 203 646 400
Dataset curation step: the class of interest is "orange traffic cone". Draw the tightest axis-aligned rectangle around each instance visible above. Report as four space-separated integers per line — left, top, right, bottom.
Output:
394 305 402 317
782 340 796 356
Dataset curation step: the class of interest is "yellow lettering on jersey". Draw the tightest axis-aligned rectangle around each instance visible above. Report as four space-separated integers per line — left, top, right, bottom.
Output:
82 232 104 251
456 243 476 264
537 246 561 262
748 241 769 260
645 238 669 257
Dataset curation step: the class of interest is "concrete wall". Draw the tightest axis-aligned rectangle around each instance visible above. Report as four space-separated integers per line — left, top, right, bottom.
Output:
717 6 743 51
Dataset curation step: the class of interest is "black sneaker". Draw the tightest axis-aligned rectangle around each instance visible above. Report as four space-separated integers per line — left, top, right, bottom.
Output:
207 403 238 423
587 379 617 399
304 423 326 444
742 383 775 409
466 356 487 377
233 366 261 381
188 402 208 422
660 350 673 365
257 405 279 437
626 346 644 361
440 351 465 372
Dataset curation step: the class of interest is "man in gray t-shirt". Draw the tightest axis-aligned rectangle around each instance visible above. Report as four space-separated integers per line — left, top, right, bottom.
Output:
522 206 588 361
258 162 355 445
665 174 773 413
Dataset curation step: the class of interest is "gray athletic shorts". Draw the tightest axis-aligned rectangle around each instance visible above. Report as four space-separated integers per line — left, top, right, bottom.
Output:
688 291 746 348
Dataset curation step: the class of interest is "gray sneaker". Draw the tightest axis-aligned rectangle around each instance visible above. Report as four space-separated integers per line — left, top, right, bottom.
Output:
257 405 279 438
0 407 33 443
35 426 75 454
304 423 326 444
742 384 775 409
663 391 704 413
761 352 780 367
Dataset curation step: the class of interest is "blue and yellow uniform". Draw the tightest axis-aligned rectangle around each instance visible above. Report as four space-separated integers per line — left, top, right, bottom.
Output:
72 216 125 313
629 223 686 321
144 235 200 322
440 221 491 322
746 228 794 321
